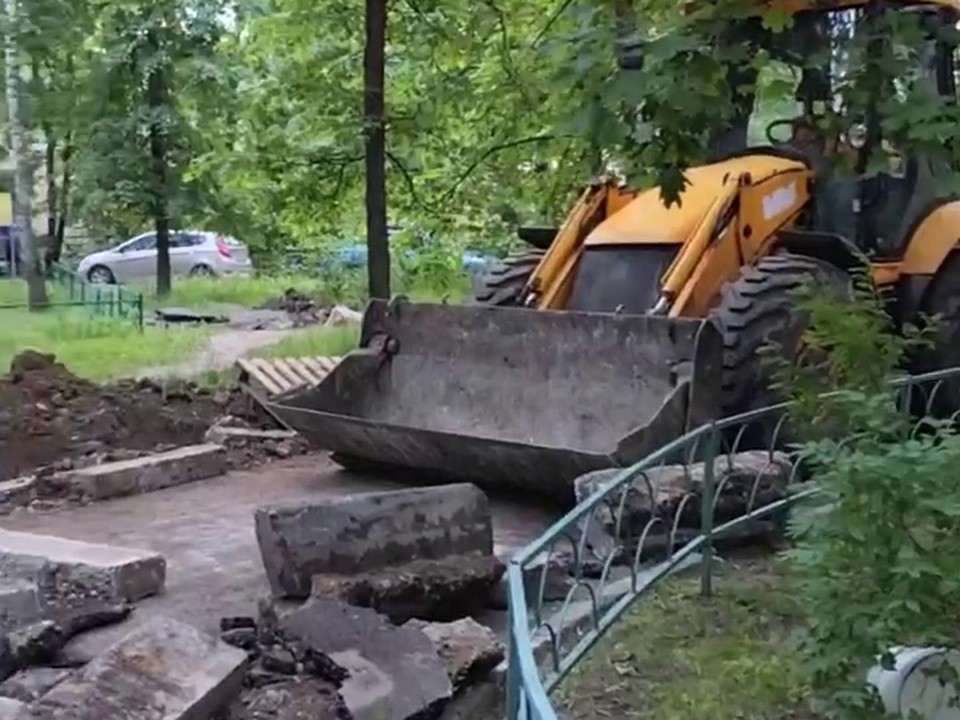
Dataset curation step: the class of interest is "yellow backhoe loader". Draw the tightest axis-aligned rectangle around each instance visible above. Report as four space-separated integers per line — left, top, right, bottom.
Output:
270 0 960 503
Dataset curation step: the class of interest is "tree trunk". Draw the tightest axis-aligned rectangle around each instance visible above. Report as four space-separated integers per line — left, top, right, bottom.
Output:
50 53 75 265
364 0 389 299
4 0 47 308
52 133 72 264
44 131 56 248
146 29 171 297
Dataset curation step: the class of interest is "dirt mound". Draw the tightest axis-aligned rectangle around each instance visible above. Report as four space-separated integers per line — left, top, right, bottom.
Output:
0 351 280 482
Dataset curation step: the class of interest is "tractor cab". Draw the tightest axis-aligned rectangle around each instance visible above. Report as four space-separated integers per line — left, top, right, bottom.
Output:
707 2 960 259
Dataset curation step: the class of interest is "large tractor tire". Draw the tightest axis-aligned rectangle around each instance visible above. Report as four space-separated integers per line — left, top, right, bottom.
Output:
473 249 546 306
708 251 853 415
913 250 960 412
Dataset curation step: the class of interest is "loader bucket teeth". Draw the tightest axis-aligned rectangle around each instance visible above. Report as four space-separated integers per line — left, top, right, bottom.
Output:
267 298 723 505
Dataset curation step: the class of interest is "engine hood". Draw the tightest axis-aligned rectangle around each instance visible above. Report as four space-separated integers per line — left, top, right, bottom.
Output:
585 153 810 247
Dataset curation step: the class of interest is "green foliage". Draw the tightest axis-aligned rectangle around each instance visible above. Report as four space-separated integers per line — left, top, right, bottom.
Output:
20 0 960 296
770 270 928 439
772 274 960 718
185 0 605 259
552 1 960 205
789 401 960 719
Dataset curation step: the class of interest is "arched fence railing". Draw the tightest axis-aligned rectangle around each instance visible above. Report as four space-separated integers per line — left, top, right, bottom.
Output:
505 367 960 720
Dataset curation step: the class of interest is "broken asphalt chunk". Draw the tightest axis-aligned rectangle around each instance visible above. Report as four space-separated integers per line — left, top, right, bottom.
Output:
311 553 504 624
24 616 247 720
280 597 452 720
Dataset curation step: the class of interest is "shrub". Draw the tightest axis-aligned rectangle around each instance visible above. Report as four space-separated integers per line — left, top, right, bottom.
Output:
773 272 960 718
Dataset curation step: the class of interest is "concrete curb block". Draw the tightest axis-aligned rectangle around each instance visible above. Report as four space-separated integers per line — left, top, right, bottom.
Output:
0 530 166 612
256 483 493 598
64 444 227 501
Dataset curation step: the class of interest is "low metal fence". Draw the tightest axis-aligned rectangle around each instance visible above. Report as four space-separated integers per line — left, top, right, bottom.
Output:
0 262 144 330
505 367 960 720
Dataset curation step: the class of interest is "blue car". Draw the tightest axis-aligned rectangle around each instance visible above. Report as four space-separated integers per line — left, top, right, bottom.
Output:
327 242 494 275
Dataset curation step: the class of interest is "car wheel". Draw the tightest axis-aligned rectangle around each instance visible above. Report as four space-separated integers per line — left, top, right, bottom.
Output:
87 265 116 284
189 264 215 277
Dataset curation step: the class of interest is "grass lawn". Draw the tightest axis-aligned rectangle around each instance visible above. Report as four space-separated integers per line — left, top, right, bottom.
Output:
249 324 359 359
133 274 349 312
557 556 816 720
0 267 470 382
0 278 208 381
0 305 209 382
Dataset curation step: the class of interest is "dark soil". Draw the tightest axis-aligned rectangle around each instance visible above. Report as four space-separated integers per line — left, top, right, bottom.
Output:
312 553 505 625
0 350 293 482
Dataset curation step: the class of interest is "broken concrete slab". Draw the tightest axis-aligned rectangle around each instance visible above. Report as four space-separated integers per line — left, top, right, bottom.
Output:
0 583 42 635
7 621 62 669
407 618 504 689
205 426 298 447
281 597 452 720
573 451 791 548
0 530 165 618
0 667 69 703
26 615 247 720
65 444 227 501
257 484 492 599
0 697 24 720
0 606 132 684
312 553 504 624
324 305 362 327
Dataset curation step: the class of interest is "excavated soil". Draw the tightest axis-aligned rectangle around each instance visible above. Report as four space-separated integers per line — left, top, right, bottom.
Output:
0 350 294 482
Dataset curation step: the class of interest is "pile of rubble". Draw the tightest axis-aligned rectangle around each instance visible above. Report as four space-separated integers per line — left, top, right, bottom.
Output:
0 351 309 515
254 289 362 330
0 483 515 720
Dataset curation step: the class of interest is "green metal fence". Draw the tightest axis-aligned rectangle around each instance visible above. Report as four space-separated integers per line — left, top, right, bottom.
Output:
505 367 960 720
0 262 144 330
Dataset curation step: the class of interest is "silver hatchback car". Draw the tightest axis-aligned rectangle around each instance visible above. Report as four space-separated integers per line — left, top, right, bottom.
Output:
76 230 253 284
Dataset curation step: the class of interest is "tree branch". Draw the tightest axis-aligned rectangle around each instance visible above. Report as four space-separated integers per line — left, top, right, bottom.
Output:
532 0 578 48
385 149 435 214
442 134 559 203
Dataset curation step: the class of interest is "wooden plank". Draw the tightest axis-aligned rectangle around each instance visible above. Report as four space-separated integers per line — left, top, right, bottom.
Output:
303 356 337 381
318 356 341 373
251 358 297 394
286 357 323 386
237 359 284 396
272 358 306 388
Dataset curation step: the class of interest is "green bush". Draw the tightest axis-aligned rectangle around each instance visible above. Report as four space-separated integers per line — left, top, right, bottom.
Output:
774 273 960 718
768 270 926 440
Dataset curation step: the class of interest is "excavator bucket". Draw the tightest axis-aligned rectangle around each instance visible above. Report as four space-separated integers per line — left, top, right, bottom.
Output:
267 298 723 504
